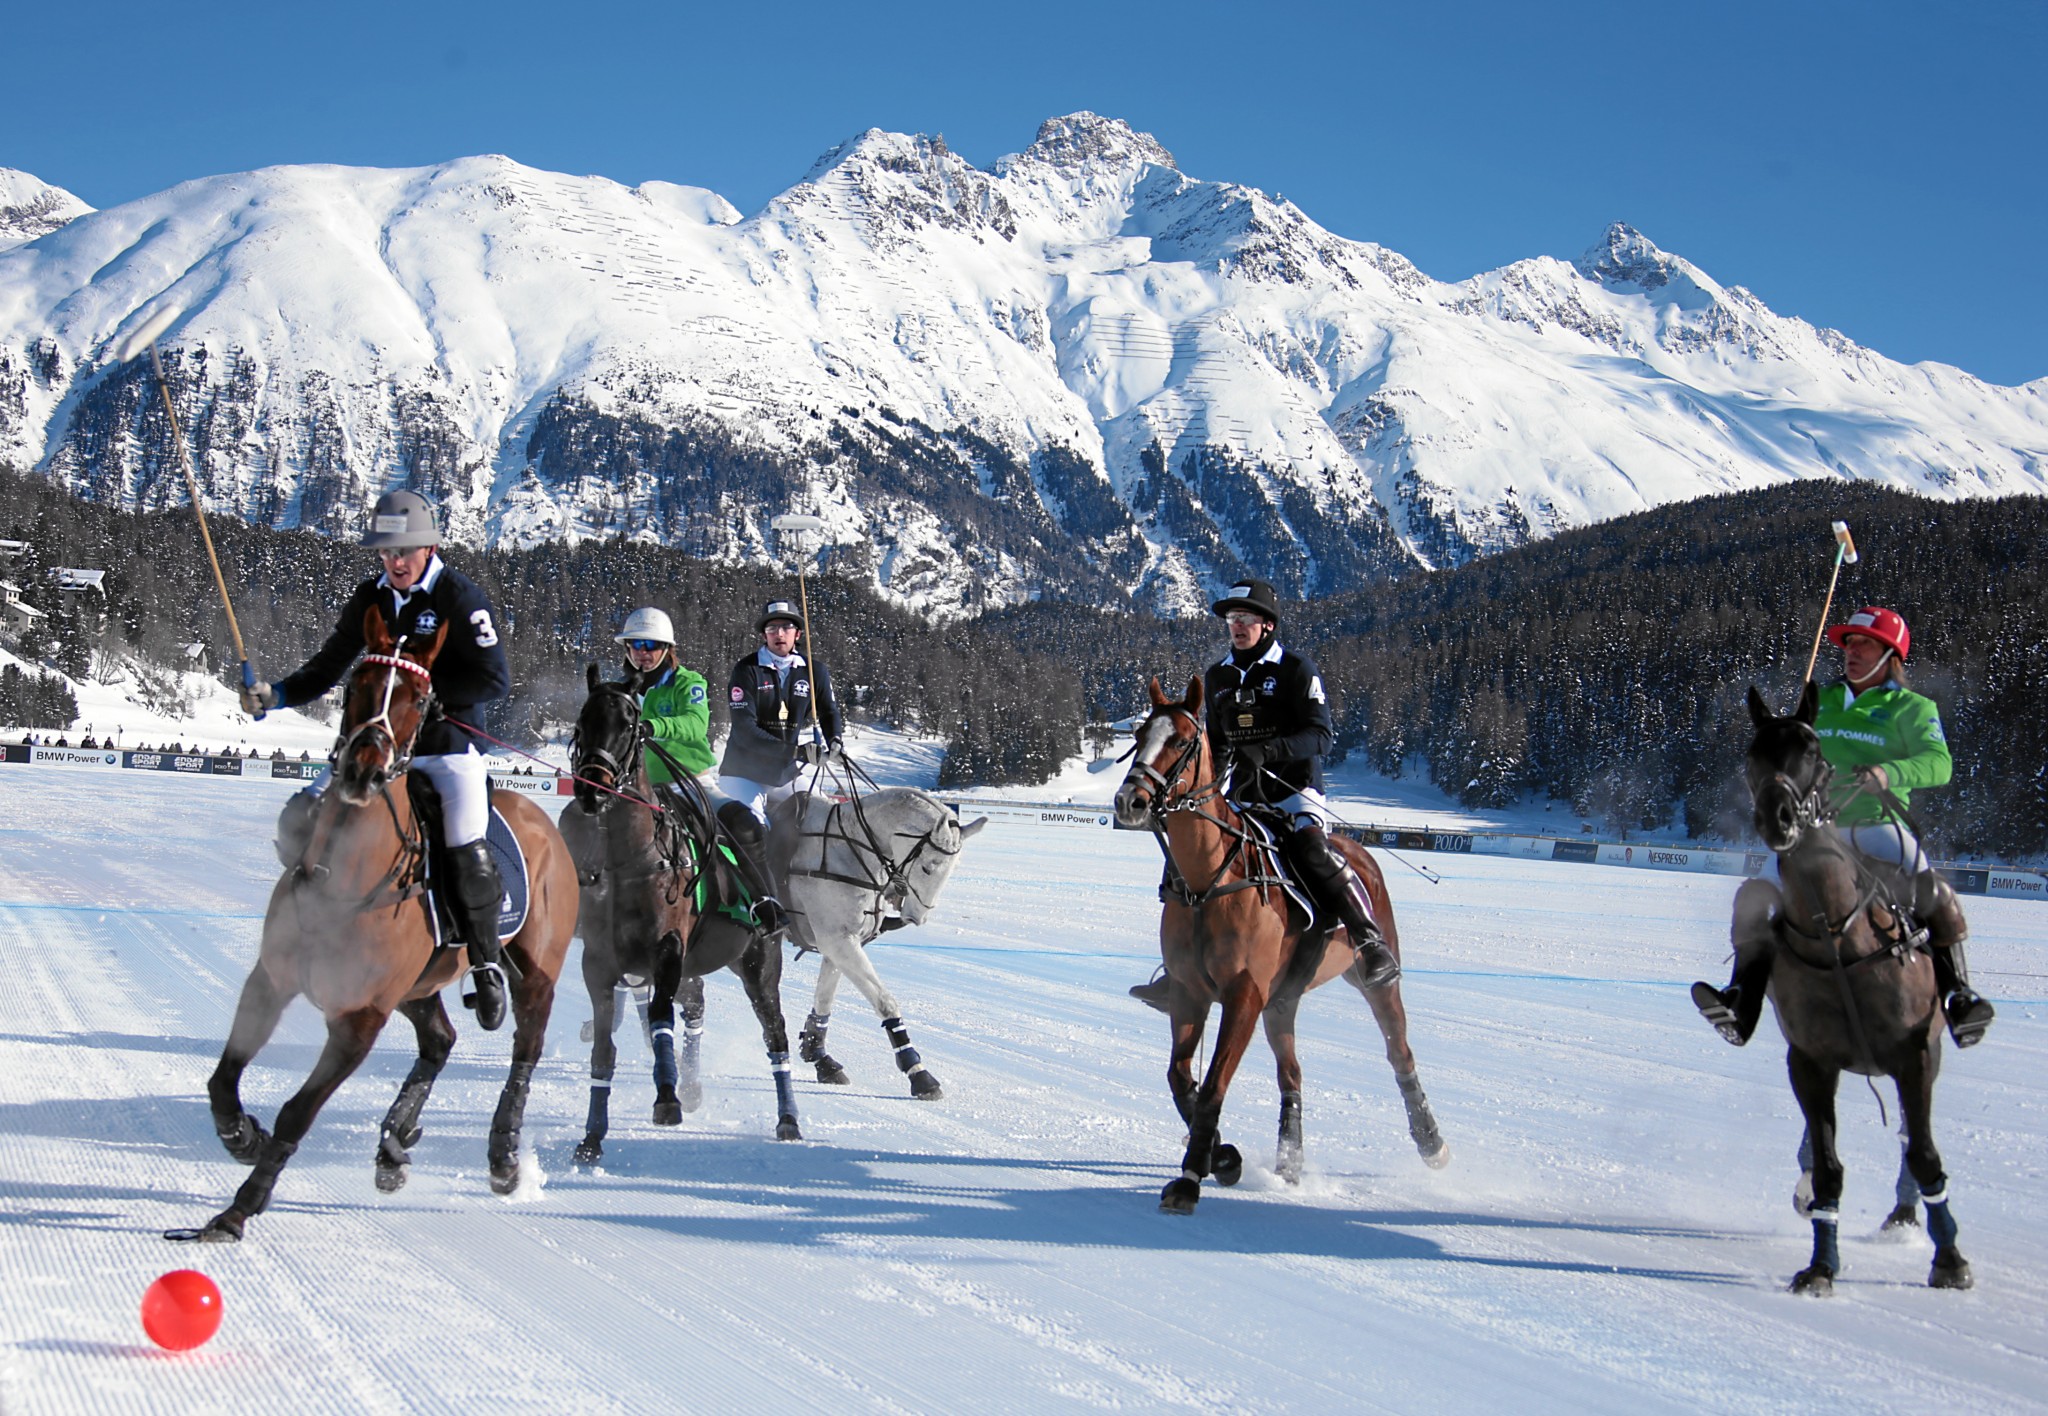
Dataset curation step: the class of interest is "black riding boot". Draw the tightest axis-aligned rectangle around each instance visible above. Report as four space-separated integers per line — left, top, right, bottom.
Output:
446 840 509 1031
715 802 787 940
273 786 321 870
1287 825 1398 989
1918 873 1993 1047
1693 878 1777 1045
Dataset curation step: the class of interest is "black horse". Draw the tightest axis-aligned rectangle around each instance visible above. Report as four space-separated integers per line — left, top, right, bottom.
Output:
559 666 802 1162
1741 683 1971 1294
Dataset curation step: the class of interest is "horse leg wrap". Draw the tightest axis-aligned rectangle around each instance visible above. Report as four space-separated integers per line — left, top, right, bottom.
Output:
489 1061 535 1177
1808 1204 1841 1275
650 1023 678 1091
1277 1090 1305 1181
769 1051 802 1140
583 1078 611 1138
1920 1185 1960 1248
883 1016 924 1074
1396 1069 1446 1160
799 1011 832 1064
231 1136 300 1218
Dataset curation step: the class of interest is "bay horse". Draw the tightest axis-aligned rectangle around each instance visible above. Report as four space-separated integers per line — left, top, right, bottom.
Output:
1112 676 1448 1215
780 776 986 1098
173 607 578 1242
558 667 802 1162
1742 683 1971 1293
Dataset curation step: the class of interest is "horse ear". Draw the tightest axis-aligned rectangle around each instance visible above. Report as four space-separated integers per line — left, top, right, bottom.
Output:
586 662 600 693
624 664 655 695
959 815 988 840
1186 675 1205 711
363 604 395 655
1747 685 1769 727
1797 678 1819 725
412 620 451 667
1147 676 1170 707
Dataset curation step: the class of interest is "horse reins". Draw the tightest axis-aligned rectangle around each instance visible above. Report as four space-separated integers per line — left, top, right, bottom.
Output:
1132 709 1287 910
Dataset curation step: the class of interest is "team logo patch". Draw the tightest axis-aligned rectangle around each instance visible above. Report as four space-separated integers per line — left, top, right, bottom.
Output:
415 610 439 633
1262 677 1276 693
792 679 810 697
730 686 746 703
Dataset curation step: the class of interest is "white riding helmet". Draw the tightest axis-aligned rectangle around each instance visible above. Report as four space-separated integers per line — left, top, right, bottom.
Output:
614 607 676 647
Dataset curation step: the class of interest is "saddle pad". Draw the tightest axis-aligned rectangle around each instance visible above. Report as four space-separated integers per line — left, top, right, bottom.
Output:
427 802 531 946
1241 815 1320 931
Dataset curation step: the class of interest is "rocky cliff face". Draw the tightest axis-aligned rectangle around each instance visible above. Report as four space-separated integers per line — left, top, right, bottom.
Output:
1 120 2043 618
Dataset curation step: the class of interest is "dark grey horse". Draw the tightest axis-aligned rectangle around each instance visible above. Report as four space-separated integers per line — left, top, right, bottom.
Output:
1742 683 1971 1294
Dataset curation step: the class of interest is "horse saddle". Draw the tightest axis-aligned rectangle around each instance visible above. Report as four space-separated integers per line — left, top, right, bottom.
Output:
408 775 532 946
1162 811 1319 933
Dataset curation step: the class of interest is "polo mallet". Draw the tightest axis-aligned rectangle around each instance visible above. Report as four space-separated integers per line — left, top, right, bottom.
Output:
113 308 263 717
1801 520 1859 687
769 512 828 747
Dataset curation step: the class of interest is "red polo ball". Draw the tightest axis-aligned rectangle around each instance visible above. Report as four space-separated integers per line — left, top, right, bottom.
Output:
141 1270 223 1350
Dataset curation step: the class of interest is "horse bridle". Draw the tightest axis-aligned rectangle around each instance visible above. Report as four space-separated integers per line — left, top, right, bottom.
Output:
1126 707 1281 909
571 685 656 809
785 793 964 942
1749 724 1836 854
337 645 436 789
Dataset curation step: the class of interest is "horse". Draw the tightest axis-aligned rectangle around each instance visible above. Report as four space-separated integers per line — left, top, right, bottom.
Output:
1111 676 1448 1215
558 666 802 1162
172 607 578 1242
1741 682 1971 1293
779 775 986 1098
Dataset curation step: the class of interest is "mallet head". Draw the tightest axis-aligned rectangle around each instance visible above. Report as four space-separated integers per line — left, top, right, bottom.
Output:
1832 520 1858 565
112 306 181 364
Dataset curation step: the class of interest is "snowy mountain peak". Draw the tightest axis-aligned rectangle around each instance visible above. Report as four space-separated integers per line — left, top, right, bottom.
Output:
1575 221 1699 293
0 168 93 251
1020 112 1176 176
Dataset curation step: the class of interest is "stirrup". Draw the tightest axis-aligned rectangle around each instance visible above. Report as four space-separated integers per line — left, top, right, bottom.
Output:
1946 990 1994 1049
1691 981 1746 1046
1350 934 1399 990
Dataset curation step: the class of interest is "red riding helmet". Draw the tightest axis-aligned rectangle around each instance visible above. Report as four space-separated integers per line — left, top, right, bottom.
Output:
1825 606 1910 661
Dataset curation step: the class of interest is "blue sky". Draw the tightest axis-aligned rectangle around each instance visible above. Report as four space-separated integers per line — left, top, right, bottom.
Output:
8 0 2043 384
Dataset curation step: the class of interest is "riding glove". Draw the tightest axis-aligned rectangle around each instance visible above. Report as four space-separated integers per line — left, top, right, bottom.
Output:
240 681 279 716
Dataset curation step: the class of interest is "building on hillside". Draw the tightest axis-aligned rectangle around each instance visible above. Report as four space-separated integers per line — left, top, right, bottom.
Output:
1 579 46 636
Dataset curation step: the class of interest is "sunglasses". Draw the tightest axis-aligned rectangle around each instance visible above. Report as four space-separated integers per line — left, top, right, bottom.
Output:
1224 612 1266 628
624 639 666 653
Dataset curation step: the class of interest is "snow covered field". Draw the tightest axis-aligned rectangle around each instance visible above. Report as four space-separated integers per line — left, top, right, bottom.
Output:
1 764 2044 1414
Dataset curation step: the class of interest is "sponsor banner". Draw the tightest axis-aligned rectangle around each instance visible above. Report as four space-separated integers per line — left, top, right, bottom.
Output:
946 799 1115 829
211 755 245 777
264 759 327 781
1939 867 1989 896
490 773 567 798
1986 871 2047 901
33 746 123 769
1550 839 1600 864
0 743 30 764
123 750 214 774
1597 843 1704 872
1468 833 1551 860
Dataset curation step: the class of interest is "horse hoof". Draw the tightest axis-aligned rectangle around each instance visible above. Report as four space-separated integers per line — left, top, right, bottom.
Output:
1930 1249 1974 1290
1420 1139 1452 1171
652 1100 683 1126
775 1117 803 1142
579 1019 595 1043
1276 1145 1303 1186
1160 1178 1201 1214
816 1061 851 1085
489 1166 520 1196
1789 1264 1835 1296
194 1211 245 1243
573 1139 604 1166
909 1071 944 1100
1212 1144 1244 1187
1881 1204 1921 1233
677 1082 703 1112
375 1163 409 1194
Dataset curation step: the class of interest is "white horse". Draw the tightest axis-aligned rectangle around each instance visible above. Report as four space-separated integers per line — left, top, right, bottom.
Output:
777 784 986 1099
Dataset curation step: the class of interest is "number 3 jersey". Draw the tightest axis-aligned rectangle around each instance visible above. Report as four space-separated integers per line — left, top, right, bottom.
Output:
275 554 511 756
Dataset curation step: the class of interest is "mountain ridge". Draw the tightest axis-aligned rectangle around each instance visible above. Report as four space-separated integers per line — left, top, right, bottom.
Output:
2 115 2043 617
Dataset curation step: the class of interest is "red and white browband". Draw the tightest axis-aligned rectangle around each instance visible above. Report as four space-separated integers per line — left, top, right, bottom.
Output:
361 653 431 682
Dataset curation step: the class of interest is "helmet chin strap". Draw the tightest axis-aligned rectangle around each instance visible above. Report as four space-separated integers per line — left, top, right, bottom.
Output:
1849 647 1894 690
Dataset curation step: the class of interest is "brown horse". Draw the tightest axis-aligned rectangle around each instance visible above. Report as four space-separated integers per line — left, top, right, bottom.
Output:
1113 676 1448 1214
171 606 578 1242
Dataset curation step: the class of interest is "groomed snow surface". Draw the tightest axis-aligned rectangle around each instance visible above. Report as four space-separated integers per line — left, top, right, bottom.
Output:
1 764 2043 1414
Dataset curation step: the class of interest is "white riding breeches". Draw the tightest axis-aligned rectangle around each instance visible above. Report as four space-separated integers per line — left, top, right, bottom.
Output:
1265 787 1334 833
412 747 491 847
1758 820 1930 886
718 773 798 826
